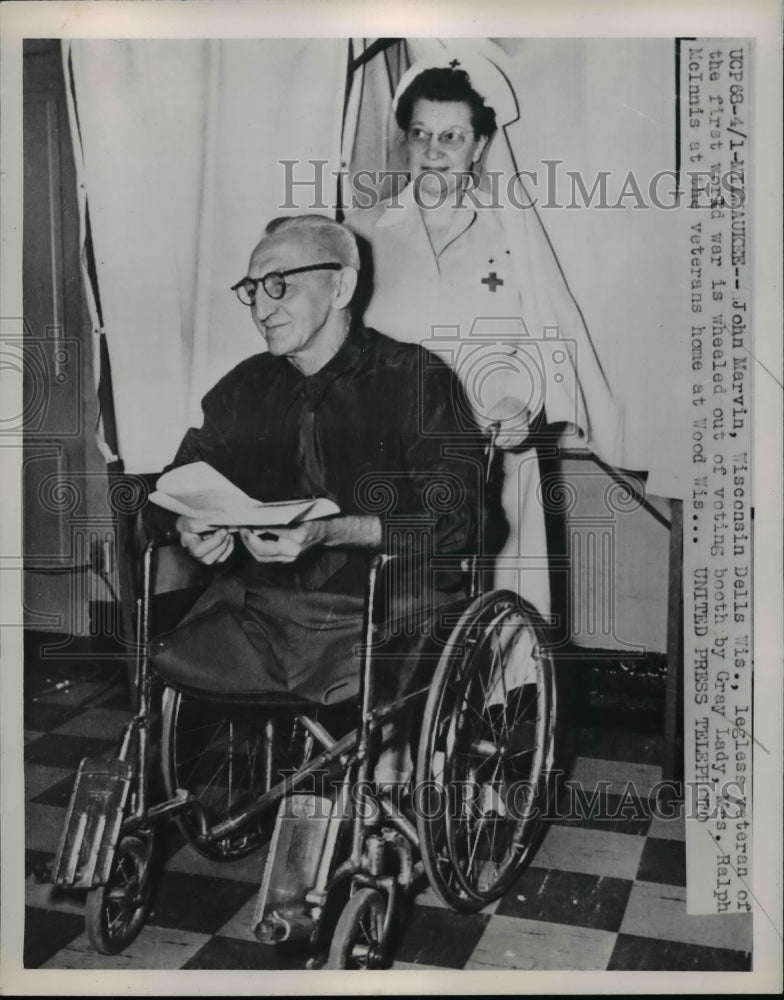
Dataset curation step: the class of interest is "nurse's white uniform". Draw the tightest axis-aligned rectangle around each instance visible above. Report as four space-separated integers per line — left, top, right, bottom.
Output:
348 182 555 618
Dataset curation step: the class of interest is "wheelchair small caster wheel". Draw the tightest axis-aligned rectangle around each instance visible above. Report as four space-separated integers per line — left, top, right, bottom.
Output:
32 862 51 884
327 887 387 969
85 833 153 954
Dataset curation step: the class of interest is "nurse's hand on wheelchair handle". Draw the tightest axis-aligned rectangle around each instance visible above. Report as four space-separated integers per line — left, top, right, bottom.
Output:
479 396 531 451
175 516 235 565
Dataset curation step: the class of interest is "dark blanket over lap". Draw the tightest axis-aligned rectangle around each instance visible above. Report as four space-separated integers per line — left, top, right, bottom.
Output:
150 574 366 704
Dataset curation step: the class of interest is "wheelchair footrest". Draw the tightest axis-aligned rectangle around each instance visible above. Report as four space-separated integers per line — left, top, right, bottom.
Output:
253 794 339 945
52 757 133 889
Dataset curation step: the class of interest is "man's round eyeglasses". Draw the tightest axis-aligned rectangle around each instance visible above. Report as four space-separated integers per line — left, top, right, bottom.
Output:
231 263 342 306
405 126 471 151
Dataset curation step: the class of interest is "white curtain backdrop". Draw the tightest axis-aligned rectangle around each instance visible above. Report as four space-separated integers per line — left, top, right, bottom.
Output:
495 38 686 497
64 39 348 473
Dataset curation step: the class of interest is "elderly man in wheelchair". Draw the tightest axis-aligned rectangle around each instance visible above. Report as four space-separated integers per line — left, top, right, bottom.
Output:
53 214 557 969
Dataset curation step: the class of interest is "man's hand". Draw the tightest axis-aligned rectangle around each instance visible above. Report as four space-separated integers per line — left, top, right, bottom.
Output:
176 516 235 565
239 522 326 563
239 515 382 563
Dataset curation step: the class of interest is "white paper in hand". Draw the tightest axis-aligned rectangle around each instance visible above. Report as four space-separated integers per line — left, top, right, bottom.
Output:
149 461 339 527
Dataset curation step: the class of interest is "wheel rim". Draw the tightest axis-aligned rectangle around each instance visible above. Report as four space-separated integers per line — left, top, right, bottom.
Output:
348 899 384 969
102 837 149 947
331 888 386 970
443 609 549 900
416 594 555 909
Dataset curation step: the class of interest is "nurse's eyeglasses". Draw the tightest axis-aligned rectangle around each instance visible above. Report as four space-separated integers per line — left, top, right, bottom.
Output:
231 263 342 305
405 126 471 151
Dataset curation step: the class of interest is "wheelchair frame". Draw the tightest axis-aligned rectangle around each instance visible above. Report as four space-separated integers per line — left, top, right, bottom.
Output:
53 534 558 968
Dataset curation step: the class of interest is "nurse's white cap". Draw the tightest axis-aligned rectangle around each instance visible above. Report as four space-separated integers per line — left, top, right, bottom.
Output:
392 44 519 128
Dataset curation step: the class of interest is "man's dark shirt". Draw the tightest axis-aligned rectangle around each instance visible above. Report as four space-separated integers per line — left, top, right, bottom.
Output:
148 323 483 597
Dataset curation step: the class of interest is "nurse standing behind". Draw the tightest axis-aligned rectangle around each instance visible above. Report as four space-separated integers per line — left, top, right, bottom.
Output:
346 55 623 622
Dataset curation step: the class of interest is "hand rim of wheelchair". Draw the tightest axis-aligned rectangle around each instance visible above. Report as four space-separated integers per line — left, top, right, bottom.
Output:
160 687 314 861
85 833 154 954
415 589 556 912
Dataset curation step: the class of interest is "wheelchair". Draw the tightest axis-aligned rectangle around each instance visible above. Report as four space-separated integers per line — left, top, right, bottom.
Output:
52 516 558 969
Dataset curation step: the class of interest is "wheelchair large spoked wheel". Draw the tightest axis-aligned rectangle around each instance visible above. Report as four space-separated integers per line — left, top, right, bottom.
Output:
415 591 556 912
160 688 311 861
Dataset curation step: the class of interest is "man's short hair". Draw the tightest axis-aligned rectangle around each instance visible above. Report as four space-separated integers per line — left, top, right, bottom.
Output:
264 215 360 270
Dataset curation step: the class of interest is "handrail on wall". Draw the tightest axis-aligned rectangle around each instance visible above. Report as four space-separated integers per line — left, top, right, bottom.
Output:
561 447 672 531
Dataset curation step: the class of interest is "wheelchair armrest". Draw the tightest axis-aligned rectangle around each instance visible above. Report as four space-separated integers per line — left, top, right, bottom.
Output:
136 530 215 647
365 549 477 632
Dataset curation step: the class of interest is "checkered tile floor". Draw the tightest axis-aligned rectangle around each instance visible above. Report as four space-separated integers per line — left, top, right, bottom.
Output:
23 665 753 971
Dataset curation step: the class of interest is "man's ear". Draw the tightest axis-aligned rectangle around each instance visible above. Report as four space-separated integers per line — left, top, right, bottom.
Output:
333 266 358 309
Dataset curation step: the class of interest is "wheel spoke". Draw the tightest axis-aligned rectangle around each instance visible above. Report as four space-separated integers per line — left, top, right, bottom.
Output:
443 677 488 733
329 889 387 969
178 717 230 770
485 632 510 744
506 681 540 733
416 600 556 910
461 751 503 882
87 836 151 952
163 692 293 860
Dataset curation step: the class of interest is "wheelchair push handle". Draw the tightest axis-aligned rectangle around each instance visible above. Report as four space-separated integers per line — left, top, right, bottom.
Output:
485 423 500 485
